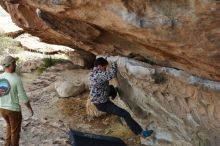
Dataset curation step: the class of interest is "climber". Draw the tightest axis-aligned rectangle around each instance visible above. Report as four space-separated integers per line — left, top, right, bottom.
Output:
89 57 153 138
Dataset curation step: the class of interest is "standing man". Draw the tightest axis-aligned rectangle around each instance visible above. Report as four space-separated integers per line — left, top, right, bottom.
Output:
89 57 153 138
0 56 33 146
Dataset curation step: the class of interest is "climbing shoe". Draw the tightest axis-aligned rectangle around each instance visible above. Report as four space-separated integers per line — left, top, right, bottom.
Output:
141 130 153 138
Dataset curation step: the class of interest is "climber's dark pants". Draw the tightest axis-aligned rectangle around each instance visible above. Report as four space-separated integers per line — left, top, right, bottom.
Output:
94 101 143 135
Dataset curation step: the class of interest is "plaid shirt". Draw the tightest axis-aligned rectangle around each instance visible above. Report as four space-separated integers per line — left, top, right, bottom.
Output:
89 63 117 104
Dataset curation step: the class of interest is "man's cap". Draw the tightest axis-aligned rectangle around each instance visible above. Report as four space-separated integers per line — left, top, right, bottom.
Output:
2 56 18 67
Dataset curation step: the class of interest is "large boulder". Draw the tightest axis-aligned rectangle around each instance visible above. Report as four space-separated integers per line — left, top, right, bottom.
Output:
55 80 85 98
108 56 220 146
1 1 220 145
0 1 220 81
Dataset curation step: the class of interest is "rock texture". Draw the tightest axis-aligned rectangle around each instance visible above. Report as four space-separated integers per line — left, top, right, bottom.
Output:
1 1 220 146
55 80 86 97
1 0 220 81
109 56 220 146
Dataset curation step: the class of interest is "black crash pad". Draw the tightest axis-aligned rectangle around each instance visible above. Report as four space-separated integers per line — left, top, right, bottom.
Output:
69 129 127 146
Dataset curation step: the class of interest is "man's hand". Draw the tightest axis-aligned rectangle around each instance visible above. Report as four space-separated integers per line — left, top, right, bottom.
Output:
107 56 119 63
25 101 34 117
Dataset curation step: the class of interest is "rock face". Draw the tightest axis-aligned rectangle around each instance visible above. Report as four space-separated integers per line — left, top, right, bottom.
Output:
1 1 220 146
1 0 220 81
109 56 220 146
55 80 86 97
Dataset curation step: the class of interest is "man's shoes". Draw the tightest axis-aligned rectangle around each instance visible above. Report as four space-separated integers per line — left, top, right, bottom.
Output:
141 130 154 138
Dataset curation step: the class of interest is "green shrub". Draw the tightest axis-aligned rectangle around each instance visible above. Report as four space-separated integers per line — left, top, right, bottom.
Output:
36 56 58 74
41 56 57 68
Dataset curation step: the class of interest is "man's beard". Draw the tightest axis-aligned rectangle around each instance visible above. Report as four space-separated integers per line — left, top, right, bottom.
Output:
12 66 16 72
